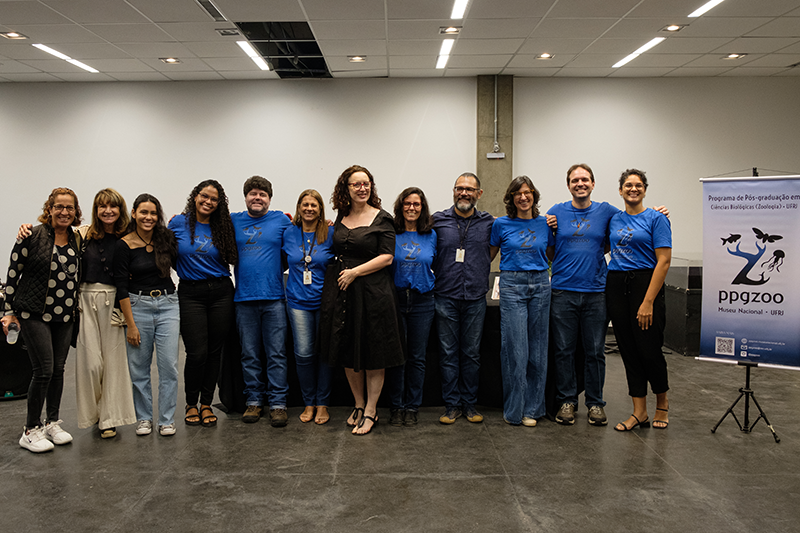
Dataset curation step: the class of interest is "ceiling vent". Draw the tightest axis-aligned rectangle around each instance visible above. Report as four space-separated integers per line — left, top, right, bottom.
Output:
235 22 331 78
196 0 226 22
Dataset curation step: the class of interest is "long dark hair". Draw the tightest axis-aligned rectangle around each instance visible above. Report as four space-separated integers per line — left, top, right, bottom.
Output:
503 175 541 219
393 187 433 234
183 179 238 266
129 193 177 278
87 188 129 240
292 189 329 245
331 165 381 216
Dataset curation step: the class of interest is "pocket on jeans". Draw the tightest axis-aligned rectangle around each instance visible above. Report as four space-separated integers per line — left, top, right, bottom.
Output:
167 293 179 305
129 294 140 307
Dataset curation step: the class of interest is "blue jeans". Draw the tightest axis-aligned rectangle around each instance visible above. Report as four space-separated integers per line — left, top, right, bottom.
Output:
551 290 608 407
287 306 332 407
386 289 435 411
126 292 180 426
235 300 288 408
499 270 550 423
435 295 486 409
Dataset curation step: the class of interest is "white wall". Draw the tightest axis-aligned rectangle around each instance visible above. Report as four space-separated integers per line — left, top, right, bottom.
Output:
513 77 800 257
0 78 477 262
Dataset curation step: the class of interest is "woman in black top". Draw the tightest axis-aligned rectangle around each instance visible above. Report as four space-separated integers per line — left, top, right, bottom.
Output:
115 194 180 437
319 165 404 435
3 187 82 453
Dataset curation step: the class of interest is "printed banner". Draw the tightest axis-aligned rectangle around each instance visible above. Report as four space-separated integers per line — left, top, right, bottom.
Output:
700 176 800 367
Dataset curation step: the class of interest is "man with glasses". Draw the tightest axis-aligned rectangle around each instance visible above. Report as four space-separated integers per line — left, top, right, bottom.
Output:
231 176 292 427
432 173 495 424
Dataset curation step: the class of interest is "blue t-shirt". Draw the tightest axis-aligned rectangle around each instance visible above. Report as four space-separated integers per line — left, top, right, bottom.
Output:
490 216 553 271
283 225 335 311
547 201 619 292
169 214 231 281
432 206 494 300
607 208 672 271
393 230 437 293
232 210 292 302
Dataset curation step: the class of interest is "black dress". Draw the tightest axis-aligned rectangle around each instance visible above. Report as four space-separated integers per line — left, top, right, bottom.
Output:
319 209 405 371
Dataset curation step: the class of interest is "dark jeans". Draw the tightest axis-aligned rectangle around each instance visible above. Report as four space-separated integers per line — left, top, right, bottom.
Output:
20 317 74 428
605 269 669 397
385 289 435 411
178 277 234 406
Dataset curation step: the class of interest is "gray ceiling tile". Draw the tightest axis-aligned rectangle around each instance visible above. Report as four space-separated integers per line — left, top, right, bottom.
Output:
41 0 149 24
531 18 618 40
548 0 641 18
506 54 575 68
183 41 244 58
468 0 551 19
387 0 450 20
126 0 212 23
680 17 775 38
518 38 594 55
608 67 676 77
10 23 106 43
461 18 540 39
0 1 72 24
327 55 387 70
715 37 800 53
84 23 174 43
303 0 385 21
114 42 195 59
318 39 387 56
312 19 386 40
453 39 524 55
655 37 735 54
213 0 305 22
446 54 511 68
664 67 733 76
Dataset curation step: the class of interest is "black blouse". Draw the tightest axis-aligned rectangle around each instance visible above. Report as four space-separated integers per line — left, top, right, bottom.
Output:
114 240 175 300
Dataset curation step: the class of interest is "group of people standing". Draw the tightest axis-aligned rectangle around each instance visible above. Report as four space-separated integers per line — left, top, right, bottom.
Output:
2 162 672 453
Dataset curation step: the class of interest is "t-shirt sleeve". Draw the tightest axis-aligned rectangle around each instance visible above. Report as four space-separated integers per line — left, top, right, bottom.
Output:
113 239 132 300
652 212 672 249
489 218 502 247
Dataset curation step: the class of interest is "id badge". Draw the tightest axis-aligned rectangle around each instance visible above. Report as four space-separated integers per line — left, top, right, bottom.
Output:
303 271 313 285
455 248 465 263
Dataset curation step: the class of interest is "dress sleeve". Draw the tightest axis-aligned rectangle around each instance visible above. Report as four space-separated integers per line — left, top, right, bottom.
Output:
113 239 132 301
376 211 396 256
3 236 29 315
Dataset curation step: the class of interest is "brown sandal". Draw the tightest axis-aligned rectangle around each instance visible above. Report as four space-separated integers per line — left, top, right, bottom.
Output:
185 405 200 426
200 405 217 427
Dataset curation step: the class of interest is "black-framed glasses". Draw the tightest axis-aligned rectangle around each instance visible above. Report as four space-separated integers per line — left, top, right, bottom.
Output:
52 204 76 213
454 186 478 194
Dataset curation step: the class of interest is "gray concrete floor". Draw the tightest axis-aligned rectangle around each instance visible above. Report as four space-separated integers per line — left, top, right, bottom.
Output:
2 343 800 533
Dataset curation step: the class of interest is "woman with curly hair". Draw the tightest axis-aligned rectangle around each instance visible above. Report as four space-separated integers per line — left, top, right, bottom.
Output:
116 194 180 437
3 188 83 452
489 176 554 427
168 180 237 428
319 165 404 436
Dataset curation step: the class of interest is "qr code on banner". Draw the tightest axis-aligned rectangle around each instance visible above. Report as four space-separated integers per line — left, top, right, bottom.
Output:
715 337 735 356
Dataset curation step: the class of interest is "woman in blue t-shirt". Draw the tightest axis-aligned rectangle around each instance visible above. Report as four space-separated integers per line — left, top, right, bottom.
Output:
168 180 238 428
606 169 672 432
386 187 437 427
490 176 554 427
283 189 334 425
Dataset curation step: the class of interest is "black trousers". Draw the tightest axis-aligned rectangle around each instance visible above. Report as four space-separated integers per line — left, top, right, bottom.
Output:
20 317 73 428
605 269 669 397
178 277 234 406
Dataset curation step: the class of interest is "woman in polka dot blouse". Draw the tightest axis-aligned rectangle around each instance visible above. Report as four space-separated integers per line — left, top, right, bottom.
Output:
2 187 83 453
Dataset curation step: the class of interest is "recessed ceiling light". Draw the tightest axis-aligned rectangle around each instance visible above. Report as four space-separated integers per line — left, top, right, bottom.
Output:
160 57 182 64
1 32 28 40
215 28 240 36
236 40 270 71
660 24 686 33
32 43 98 73
451 0 469 19
723 53 746 60
688 0 726 18
439 26 461 35
536 53 553 60
348 56 366 63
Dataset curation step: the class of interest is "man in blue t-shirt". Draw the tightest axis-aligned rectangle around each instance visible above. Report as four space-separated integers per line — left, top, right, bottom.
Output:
432 172 496 425
547 164 617 427
232 176 292 427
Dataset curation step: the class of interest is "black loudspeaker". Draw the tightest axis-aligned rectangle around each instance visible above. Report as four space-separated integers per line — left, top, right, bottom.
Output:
0 337 31 400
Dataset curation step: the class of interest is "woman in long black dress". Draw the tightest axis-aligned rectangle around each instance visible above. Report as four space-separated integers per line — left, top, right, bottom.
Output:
319 165 404 435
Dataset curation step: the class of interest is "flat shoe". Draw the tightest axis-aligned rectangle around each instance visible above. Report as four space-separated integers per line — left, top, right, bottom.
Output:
200 406 217 427
315 407 330 425
654 407 669 429
185 405 201 426
299 406 315 423
354 414 378 436
614 413 650 432
100 427 116 439
346 407 364 428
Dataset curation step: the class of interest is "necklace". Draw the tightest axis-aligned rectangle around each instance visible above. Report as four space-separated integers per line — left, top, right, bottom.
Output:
136 228 154 253
53 245 78 280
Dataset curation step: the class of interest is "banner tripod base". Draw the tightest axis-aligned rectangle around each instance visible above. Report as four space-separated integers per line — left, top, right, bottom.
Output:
711 362 779 443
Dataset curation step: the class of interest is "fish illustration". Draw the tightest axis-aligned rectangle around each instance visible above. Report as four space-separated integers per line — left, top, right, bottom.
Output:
721 234 741 245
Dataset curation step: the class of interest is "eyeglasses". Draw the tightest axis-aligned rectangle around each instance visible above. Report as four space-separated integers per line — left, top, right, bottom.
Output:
622 183 645 190
454 186 478 194
198 192 220 204
348 182 371 190
513 190 533 198
403 201 421 209
52 204 76 213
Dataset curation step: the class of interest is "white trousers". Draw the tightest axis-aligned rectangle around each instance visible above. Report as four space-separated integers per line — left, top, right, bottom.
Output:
76 283 137 430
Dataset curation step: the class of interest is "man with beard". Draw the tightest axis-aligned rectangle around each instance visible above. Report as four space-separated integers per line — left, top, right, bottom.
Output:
231 176 292 427
432 173 496 424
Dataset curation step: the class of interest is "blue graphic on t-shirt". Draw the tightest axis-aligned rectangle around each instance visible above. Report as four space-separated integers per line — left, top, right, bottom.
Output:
519 229 536 248
571 217 590 236
401 239 421 260
195 233 213 254
616 226 634 247
242 225 262 245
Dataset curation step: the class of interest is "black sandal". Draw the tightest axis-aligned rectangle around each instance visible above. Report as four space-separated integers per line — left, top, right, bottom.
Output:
614 413 650 431
654 408 669 429
185 405 201 426
200 405 217 427
354 414 378 436
346 407 364 428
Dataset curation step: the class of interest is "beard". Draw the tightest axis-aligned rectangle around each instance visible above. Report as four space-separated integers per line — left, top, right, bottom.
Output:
455 198 476 213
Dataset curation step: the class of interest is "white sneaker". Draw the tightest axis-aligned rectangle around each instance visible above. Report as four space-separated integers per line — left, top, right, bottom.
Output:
44 420 73 445
159 423 176 436
135 420 153 436
20 427 55 453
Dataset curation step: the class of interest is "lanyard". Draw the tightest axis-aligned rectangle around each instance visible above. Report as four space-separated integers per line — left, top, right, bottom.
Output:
301 228 316 271
456 214 473 248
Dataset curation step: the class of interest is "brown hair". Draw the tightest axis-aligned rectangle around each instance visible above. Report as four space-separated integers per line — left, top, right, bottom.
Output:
503 176 541 219
292 189 329 245
87 188 129 240
330 165 381 216
566 163 595 185
393 187 433 234
619 168 648 189
37 187 82 227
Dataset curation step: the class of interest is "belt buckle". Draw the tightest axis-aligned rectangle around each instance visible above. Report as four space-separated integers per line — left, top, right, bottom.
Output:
149 289 162 298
